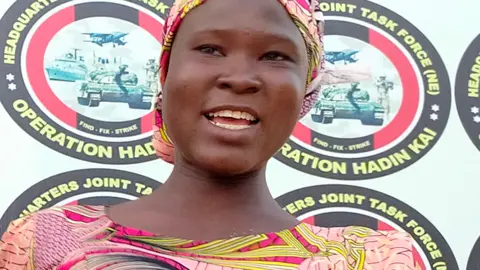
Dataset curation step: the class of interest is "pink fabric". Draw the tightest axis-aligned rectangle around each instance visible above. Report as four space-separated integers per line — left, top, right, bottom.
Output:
0 205 417 269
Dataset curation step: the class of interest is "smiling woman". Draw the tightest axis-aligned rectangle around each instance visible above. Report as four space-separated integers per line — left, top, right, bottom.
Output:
158 0 317 177
0 0 409 269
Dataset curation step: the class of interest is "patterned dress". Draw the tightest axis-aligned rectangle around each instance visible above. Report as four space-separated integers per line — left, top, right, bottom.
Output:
0 205 416 269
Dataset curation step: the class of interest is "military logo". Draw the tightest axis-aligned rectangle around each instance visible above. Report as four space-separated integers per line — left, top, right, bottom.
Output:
275 0 451 179
0 0 172 164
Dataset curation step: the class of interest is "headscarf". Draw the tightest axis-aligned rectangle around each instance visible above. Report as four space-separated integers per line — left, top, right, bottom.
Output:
152 0 324 163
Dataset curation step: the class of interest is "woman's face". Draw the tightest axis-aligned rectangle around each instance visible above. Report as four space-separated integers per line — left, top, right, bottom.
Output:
162 0 309 176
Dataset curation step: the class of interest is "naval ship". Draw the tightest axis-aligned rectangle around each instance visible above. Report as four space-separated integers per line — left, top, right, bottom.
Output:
45 48 88 82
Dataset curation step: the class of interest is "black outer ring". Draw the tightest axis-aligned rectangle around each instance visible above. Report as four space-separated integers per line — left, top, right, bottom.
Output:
455 34 480 151
467 236 480 270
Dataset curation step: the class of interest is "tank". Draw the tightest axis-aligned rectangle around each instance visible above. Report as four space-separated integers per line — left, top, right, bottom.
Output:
75 65 154 110
312 85 385 126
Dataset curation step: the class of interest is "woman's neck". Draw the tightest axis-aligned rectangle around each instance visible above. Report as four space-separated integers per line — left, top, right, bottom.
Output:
108 159 298 240
110 161 299 240
154 162 276 216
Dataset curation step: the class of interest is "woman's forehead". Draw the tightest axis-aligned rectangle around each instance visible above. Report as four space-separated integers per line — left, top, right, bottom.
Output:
174 0 304 44
178 0 304 39
183 0 297 21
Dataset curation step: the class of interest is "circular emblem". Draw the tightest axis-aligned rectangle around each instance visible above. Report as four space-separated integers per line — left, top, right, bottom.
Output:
467 237 480 270
274 0 451 180
0 0 172 164
0 168 160 234
276 185 458 269
455 34 480 150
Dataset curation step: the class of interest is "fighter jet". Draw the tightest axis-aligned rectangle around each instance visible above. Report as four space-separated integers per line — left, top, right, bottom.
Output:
325 49 359 64
82 32 128 47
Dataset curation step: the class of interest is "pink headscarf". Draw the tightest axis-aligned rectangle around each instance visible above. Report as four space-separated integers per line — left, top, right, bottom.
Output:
152 0 370 163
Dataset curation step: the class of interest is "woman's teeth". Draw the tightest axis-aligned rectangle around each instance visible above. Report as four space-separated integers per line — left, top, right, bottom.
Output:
209 121 251 130
206 110 258 130
207 110 257 121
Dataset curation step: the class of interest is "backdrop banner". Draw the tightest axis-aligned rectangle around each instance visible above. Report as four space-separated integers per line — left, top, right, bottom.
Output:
0 0 476 269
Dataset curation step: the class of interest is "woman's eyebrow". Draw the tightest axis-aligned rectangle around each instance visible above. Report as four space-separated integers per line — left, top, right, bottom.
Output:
189 27 302 48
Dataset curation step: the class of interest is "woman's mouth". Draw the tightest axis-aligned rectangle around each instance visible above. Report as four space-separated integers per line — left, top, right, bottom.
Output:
205 110 259 130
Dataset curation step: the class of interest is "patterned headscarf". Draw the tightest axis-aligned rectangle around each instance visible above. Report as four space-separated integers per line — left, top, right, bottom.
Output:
153 0 324 163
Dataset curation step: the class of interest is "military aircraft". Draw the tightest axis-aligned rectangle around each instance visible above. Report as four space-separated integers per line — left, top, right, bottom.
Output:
325 49 359 64
82 32 128 47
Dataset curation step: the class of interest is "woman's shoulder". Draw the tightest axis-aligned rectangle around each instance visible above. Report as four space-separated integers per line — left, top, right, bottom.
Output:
299 222 412 243
0 205 109 269
3 205 108 233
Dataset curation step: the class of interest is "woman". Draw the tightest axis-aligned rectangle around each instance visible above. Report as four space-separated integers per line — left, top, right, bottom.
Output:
0 0 413 269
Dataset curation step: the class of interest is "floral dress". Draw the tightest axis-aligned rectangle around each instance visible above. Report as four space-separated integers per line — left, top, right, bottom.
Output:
0 205 415 269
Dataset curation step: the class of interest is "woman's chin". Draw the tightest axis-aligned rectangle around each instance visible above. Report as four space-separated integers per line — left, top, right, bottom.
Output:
193 152 261 177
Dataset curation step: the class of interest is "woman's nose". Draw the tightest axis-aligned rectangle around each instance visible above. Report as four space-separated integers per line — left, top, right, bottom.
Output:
215 56 262 94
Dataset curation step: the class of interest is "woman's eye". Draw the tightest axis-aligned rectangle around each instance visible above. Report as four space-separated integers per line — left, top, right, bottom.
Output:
196 45 223 56
262 52 289 61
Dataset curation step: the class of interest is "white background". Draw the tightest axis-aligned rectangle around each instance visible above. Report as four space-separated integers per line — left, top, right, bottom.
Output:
0 0 477 269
